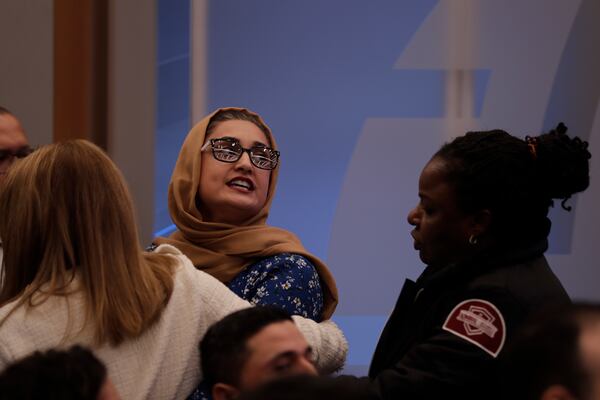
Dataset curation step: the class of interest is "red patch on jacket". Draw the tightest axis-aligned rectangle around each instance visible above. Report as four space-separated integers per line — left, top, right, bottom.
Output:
442 299 506 357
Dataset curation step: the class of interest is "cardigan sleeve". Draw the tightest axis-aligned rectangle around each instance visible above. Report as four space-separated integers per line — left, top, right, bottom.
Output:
164 246 348 376
292 316 348 375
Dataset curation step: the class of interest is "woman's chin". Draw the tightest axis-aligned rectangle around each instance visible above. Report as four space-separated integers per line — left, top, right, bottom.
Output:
419 249 433 265
201 196 265 225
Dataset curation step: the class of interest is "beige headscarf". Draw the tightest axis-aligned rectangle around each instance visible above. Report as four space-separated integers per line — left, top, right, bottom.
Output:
154 107 338 319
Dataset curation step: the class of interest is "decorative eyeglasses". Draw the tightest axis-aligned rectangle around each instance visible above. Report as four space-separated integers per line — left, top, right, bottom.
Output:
201 137 280 170
0 146 34 162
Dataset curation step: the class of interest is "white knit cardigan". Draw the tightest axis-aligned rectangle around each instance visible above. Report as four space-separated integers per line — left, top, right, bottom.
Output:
0 245 347 399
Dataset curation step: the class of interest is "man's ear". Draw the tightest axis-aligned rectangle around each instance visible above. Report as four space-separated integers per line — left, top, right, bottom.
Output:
540 384 578 400
212 383 240 400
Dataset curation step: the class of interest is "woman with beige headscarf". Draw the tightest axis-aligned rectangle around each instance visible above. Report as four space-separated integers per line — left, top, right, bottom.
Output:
153 108 338 321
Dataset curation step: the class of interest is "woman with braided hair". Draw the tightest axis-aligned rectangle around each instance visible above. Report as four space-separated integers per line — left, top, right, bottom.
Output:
337 123 592 400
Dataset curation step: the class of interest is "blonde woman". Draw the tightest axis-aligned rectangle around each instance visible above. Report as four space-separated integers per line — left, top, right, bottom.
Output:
0 140 347 400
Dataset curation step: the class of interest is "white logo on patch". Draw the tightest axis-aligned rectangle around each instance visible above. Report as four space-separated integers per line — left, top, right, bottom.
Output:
457 305 498 338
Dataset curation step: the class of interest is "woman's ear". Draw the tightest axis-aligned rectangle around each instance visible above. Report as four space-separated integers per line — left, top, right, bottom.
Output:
470 209 492 237
212 383 240 400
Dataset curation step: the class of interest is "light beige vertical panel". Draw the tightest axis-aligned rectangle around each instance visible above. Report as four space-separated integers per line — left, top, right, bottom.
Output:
0 0 53 145
444 0 477 140
107 0 156 244
191 0 208 124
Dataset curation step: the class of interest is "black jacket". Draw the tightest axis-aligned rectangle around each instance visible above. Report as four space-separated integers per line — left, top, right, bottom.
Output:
339 239 570 400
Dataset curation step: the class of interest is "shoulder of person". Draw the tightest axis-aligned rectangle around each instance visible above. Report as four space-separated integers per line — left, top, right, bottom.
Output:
438 295 514 358
470 254 548 285
467 255 569 313
149 243 182 256
151 244 217 285
258 253 316 269
438 272 566 360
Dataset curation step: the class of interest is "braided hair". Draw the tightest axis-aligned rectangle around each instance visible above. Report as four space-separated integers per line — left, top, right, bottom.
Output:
434 123 591 245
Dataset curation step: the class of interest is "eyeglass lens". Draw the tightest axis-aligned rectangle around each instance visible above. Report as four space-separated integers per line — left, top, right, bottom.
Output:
210 138 278 170
0 146 33 162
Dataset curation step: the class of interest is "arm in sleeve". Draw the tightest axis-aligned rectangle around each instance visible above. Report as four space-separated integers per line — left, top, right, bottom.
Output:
336 293 524 400
178 252 348 375
292 316 348 375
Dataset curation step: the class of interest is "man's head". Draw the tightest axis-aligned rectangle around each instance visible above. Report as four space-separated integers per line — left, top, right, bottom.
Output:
0 345 121 399
201 306 318 400
502 303 600 400
0 106 29 180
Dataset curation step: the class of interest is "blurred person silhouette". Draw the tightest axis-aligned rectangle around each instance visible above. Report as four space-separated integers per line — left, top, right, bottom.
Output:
0 106 32 278
237 374 371 400
0 345 120 400
0 140 347 400
0 106 30 180
501 303 600 400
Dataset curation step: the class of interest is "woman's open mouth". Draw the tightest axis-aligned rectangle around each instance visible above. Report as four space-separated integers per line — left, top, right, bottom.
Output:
227 177 255 191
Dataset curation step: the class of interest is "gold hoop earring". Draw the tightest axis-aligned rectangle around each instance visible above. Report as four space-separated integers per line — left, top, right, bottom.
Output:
469 234 478 245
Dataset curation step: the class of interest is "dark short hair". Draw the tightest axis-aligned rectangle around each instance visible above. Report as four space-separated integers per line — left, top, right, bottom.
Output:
434 123 591 245
0 345 107 399
200 305 293 387
0 106 13 115
500 303 600 400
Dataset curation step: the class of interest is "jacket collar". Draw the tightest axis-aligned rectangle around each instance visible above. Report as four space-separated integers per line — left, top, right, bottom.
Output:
417 238 548 287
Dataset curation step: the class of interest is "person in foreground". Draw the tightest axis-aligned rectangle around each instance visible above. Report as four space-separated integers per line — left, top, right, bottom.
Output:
237 375 369 400
0 106 30 181
201 306 318 400
501 303 600 400
337 123 591 399
0 140 347 400
0 345 120 400
153 107 338 321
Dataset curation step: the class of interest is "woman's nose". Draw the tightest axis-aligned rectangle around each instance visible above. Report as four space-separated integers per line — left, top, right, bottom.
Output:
407 206 419 226
234 150 253 171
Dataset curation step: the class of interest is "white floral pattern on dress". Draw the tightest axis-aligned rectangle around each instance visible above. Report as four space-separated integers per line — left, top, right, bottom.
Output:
228 253 324 320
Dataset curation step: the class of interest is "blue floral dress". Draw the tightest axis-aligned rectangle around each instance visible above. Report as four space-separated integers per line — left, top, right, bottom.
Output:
228 253 324 320
187 253 324 400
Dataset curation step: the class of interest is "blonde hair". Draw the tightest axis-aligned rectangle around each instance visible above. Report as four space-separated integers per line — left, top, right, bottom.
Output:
0 140 175 345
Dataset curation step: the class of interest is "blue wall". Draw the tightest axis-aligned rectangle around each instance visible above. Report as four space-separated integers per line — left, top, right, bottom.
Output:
156 0 600 374
156 0 191 234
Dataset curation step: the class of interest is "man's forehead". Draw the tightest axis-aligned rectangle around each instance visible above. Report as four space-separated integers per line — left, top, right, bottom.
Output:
579 323 600 373
0 114 28 148
247 321 306 350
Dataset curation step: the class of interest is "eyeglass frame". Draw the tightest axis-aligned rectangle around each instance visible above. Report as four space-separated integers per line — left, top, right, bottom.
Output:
0 145 34 163
200 137 280 170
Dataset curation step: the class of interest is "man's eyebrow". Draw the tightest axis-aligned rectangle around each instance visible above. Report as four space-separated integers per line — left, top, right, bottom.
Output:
268 346 313 364
271 350 295 361
268 351 296 364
